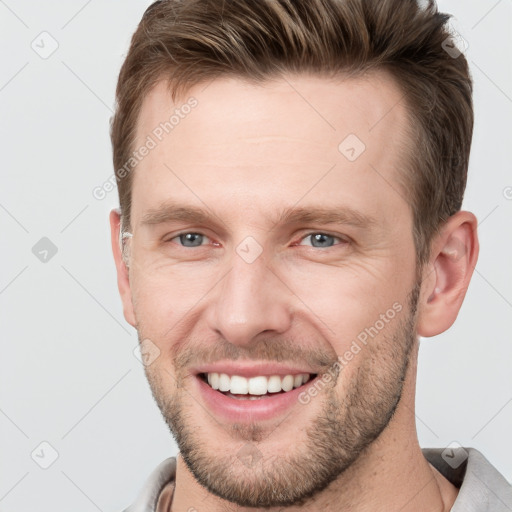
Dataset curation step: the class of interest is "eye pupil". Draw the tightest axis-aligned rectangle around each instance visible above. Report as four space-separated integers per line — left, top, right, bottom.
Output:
180 233 203 247
311 233 334 248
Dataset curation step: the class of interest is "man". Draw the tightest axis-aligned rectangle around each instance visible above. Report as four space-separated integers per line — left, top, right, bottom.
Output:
109 0 512 510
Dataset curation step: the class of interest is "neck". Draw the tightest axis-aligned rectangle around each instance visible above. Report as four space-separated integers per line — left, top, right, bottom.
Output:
170 352 458 511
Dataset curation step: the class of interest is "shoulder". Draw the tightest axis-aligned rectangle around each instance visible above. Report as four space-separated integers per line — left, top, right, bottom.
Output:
423 447 512 511
121 457 177 512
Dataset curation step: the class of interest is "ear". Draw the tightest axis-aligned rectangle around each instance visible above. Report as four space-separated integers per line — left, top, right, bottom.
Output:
417 211 479 337
109 209 137 328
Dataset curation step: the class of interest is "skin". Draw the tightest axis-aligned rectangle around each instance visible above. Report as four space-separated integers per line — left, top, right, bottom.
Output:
110 72 479 511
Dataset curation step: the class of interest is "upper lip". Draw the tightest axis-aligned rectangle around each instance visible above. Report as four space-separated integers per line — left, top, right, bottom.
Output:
193 360 320 378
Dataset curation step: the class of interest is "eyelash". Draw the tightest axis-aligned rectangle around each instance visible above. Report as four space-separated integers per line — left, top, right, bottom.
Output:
163 231 350 249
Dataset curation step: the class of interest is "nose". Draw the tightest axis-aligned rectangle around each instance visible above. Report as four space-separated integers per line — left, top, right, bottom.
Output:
206 249 292 348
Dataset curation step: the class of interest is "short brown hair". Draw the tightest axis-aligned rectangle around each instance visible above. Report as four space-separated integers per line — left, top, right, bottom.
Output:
110 0 473 266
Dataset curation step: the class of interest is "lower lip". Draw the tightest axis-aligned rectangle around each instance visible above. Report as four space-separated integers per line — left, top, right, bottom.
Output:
195 375 318 423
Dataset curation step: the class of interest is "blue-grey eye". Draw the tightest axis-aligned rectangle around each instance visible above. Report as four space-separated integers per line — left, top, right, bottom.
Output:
177 233 205 247
300 233 340 248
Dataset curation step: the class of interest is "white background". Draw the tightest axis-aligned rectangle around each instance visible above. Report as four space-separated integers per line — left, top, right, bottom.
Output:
0 1 511 511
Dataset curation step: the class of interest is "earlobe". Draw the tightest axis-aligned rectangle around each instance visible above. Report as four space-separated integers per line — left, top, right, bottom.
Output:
109 209 137 328
417 211 479 337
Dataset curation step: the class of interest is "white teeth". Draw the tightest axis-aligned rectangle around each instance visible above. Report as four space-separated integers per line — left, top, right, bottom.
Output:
281 375 294 392
267 375 282 393
204 372 314 395
230 375 248 394
248 376 268 395
218 373 231 392
208 372 219 390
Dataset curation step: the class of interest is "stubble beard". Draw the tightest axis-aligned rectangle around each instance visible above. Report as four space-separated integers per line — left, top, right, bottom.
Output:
142 282 420 508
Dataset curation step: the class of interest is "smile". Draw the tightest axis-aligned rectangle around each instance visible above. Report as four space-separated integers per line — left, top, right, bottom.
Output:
200 372 314 399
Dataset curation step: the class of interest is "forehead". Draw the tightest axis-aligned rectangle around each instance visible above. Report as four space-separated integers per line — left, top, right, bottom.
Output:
131 71 411 230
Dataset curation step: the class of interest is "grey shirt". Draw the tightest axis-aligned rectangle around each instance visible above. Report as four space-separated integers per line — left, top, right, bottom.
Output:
123 448 512 511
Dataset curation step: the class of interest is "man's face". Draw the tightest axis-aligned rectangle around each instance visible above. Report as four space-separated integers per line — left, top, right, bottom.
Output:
123 73 421 507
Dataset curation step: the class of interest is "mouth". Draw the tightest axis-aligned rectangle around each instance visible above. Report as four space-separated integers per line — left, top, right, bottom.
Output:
195 368 320 425
198 372 317 400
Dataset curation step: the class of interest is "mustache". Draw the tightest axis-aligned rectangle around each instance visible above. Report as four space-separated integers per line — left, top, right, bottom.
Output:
172 335 339 374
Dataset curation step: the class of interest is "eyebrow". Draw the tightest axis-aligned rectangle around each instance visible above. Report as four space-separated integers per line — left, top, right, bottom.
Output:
140 200 376 231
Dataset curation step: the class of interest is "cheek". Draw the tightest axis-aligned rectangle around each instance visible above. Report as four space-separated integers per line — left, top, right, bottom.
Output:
131 264 207 311
129 266 217 351
288 260 409 345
